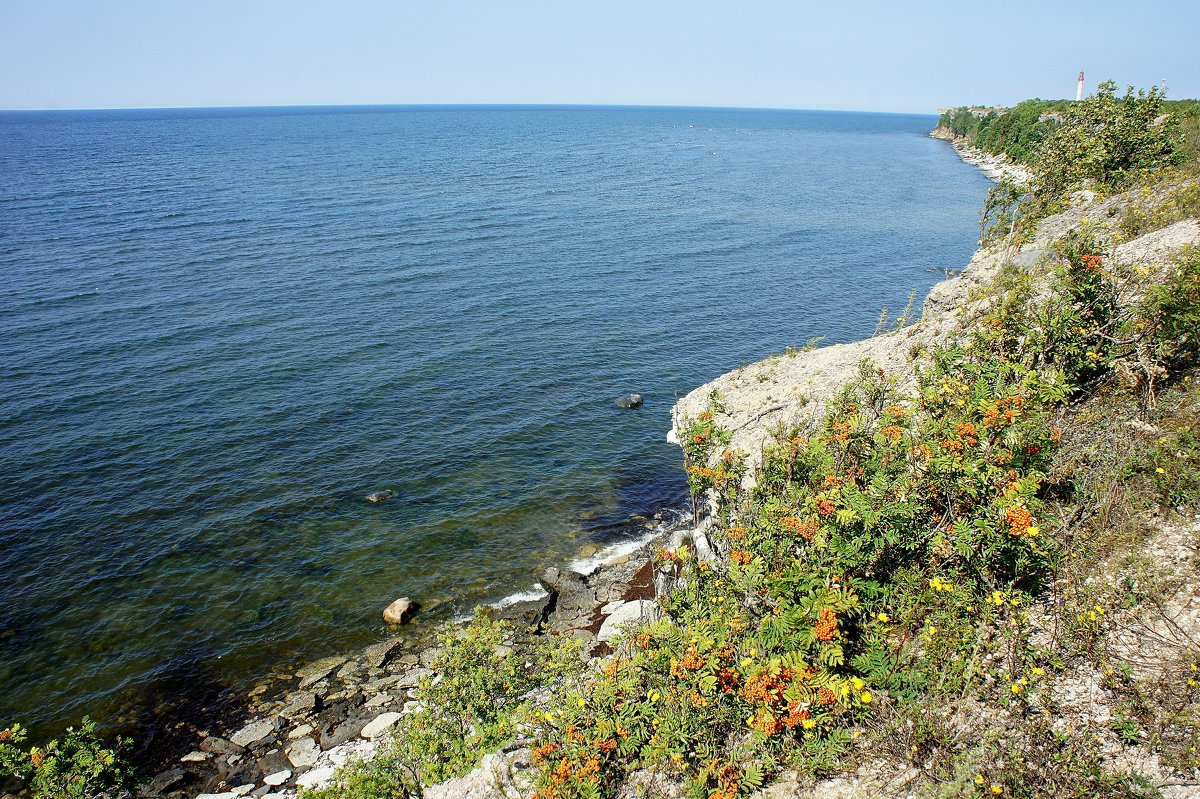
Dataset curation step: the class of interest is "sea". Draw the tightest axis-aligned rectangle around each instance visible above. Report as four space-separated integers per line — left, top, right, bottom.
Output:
0 105 991 742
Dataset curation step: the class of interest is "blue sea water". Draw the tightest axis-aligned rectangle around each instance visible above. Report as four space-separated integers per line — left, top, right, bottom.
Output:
0 105 990 738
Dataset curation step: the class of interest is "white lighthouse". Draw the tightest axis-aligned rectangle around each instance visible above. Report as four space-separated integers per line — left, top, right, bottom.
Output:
1076 71 1085 101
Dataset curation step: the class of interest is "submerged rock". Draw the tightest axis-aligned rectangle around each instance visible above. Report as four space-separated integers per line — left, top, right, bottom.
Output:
362 636 405 669
296 655 348 689
614 393 644 409
382 597 419 624
199 736 244 756
229 719 275 748
365 489 395 504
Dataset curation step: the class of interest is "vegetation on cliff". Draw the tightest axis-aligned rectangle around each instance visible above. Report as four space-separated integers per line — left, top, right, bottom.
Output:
522 236 1200 798
944 81 1199 248
937 87 1200 170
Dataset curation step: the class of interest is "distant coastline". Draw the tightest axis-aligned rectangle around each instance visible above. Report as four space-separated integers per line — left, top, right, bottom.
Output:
930 124 1034 186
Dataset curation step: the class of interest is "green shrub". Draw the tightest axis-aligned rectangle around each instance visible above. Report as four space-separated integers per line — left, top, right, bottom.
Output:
0 718 138 799
306 612 582 799
1035 81 1182 197
1144 247 1200 374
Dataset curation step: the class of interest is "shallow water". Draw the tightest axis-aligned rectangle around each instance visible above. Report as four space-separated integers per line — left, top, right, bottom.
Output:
0 105 990 736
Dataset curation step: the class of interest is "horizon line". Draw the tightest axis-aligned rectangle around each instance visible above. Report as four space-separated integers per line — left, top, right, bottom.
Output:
0 100 951 116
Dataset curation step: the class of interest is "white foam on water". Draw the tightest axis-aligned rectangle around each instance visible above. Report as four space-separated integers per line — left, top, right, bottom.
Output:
566 534 655 576
481 507 694 613
489 586 550 609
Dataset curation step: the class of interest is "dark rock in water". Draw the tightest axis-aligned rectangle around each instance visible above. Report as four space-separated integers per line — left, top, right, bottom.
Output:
148 768 191 795
362 637 405 669
319 713 372 750
280 690 321 719
199 735 244 756
539 567 588 594
614 393 644 409
365 490 394 504
256 748 294 781
540 567 598 632
382 596 418 624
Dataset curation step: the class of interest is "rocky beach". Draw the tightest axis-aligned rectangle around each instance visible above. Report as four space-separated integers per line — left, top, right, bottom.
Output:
131 509 697 799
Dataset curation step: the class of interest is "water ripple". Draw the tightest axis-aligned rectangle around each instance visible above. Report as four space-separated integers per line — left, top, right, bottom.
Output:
0 105 991 738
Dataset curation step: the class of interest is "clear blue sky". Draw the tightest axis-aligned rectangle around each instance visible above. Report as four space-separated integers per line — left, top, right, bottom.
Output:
2 0 1197 112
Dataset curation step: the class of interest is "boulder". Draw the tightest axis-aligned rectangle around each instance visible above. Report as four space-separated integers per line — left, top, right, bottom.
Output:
295 655 348 689
280 691 321 719
360 712 403 739
148 768 191 795
229 720 275 749
365 490 394 504
199 736 244 756
286 723 313 740
295 767 337 790
256 749 293 780
394 667 435 689
263 771 292 787
363 637 405 669
319 714 371 750
382 597 419 624
362 674 405 693
539 568 597 631
365 692 393 707
614 393 644 409
539 567 588 595
597 599 658 642
424 748 534 799
285 736 321 769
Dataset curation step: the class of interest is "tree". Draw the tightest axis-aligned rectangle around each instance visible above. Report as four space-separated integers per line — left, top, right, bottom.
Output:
1034 80 1182 195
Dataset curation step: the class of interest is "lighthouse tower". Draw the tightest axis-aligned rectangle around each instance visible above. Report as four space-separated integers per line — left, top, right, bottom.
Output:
1076 71 1085 101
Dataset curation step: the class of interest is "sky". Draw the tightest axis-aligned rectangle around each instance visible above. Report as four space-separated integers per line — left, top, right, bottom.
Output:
2 0 1198 113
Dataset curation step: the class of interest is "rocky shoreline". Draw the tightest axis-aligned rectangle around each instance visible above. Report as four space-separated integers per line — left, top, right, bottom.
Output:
930 125 1033 186
134 506 705 799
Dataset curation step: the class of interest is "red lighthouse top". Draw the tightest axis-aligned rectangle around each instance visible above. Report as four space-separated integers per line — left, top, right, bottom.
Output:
1078 71 1085 82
